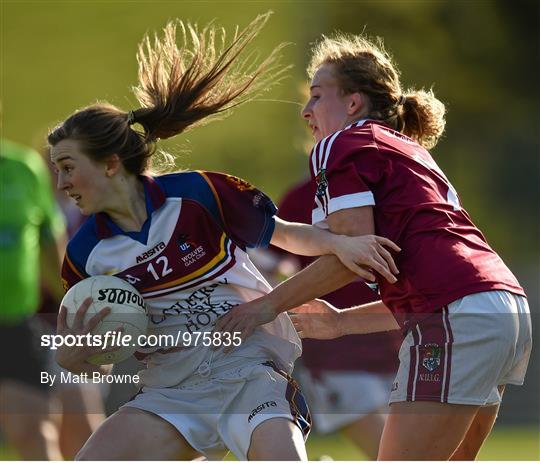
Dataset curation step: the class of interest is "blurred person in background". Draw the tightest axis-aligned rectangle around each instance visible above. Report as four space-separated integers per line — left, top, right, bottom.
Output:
217 32 532 460
0 138 65 460
251 176 401 460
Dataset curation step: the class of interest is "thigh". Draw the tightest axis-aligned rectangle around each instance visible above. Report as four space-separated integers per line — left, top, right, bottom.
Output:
220 362 311 460
378 401 479 460
450 385 505 460
248 417 307 461
341 408 387 460
76 407 201 460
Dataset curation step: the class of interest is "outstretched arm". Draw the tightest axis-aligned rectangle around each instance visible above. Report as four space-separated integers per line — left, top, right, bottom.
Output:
216 206 397 340
270 215 400 284
289 299 400 340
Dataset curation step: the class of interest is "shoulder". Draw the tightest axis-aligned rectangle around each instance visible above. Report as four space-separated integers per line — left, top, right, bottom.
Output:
154 170 266 222
66 216 101 268
155 171 207 194
310 121 379 169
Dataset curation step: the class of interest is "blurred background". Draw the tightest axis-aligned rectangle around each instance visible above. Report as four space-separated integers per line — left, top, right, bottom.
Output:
2 0 539 460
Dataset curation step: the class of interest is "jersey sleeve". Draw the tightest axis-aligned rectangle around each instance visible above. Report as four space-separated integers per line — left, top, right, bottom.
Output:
61 248 87 292
199 171 277 249
309 131 381 225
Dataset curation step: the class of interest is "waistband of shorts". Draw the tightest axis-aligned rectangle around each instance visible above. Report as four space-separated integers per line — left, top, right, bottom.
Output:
174 357 263 388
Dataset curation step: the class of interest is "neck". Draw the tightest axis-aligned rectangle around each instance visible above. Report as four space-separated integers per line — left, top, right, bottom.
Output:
103 174 147 232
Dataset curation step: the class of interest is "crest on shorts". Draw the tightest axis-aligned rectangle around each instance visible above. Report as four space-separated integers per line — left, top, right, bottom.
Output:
421 343 441 372
315 169 328 199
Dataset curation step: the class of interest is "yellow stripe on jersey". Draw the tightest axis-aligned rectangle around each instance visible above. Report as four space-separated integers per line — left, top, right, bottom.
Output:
66 253 84 279
197 171 226 224
142 233 228 293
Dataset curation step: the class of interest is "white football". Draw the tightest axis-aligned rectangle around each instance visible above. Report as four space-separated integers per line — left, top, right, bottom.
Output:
60 275 148 365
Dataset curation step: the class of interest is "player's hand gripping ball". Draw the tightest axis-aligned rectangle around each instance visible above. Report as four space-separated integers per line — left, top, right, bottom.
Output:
60 275 148 364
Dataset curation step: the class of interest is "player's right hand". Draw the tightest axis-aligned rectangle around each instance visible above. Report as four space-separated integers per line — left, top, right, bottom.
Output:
55 297 118 374
288 299 343 340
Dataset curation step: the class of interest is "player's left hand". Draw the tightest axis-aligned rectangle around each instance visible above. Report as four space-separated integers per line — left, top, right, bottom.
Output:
331 234 401 283
213 296 277 352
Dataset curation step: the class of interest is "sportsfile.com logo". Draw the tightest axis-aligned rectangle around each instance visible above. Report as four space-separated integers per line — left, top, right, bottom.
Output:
247 401 277 422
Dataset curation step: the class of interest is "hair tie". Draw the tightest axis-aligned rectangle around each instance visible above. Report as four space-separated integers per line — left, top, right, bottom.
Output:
397 95 406 106
127 110 136 125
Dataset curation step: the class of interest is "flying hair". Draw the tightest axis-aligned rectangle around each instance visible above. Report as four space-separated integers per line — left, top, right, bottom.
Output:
48 13 290 175
132 12 290 140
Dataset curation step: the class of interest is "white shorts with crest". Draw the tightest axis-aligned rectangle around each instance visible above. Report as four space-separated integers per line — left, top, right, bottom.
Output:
390 290 531 406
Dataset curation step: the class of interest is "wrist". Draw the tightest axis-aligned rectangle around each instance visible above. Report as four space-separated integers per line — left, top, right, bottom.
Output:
263 292 284 317
326 232 342 255
336 310 348 337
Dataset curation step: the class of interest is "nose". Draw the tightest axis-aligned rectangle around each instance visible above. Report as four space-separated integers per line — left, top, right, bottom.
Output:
56 172 70 192
301 101 312 120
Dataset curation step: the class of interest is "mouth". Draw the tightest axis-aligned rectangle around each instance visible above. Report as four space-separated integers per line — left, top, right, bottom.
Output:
69 194 82 204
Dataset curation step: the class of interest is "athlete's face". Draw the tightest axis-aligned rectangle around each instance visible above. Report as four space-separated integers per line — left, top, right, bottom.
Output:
50 139 112 215
301 64 364 142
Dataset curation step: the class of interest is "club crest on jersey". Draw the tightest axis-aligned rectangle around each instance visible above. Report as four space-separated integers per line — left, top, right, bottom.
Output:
315 169 328 199
225 175 255 192
421 343 441 372
177 234 197 253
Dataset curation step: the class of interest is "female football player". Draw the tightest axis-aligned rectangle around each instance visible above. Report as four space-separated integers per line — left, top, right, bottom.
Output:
216 33 532 460
50 16 400 461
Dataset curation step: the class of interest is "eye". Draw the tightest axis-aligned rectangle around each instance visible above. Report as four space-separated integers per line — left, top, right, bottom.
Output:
63 165 74 173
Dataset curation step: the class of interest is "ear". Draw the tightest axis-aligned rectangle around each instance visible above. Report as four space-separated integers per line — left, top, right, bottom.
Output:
104 154 122 177
347 92 365 116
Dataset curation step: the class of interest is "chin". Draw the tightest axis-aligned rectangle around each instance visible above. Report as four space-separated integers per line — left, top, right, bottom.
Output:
77 205 93 216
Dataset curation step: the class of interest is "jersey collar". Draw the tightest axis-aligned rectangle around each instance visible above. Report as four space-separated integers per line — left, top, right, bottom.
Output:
94 175 167 242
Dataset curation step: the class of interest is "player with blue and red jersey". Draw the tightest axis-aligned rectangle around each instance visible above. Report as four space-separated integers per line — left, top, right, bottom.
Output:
217 33 532 460
50 17 400 461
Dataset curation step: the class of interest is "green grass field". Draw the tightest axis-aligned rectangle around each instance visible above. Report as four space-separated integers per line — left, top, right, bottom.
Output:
1 425 538 460
301 426 540 461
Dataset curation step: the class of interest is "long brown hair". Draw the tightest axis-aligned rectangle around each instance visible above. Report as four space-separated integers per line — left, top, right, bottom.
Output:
307 33 446 149
48 13 288 174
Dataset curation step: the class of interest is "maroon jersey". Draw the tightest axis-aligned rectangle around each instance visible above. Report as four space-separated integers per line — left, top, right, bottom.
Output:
277 179 400 374
309 119 525 327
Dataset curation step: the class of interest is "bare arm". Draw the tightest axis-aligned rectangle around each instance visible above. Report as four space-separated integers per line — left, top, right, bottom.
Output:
215 206 398 339
270 216 346 256
265 206 380 311
270 213 400 284
290 299 399 340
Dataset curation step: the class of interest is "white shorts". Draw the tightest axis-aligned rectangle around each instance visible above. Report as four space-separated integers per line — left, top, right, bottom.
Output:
295 366 393 434
390 290 531 406
122 361 311 460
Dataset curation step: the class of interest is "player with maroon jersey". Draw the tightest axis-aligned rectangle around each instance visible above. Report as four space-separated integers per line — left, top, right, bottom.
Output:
216 33 532 460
